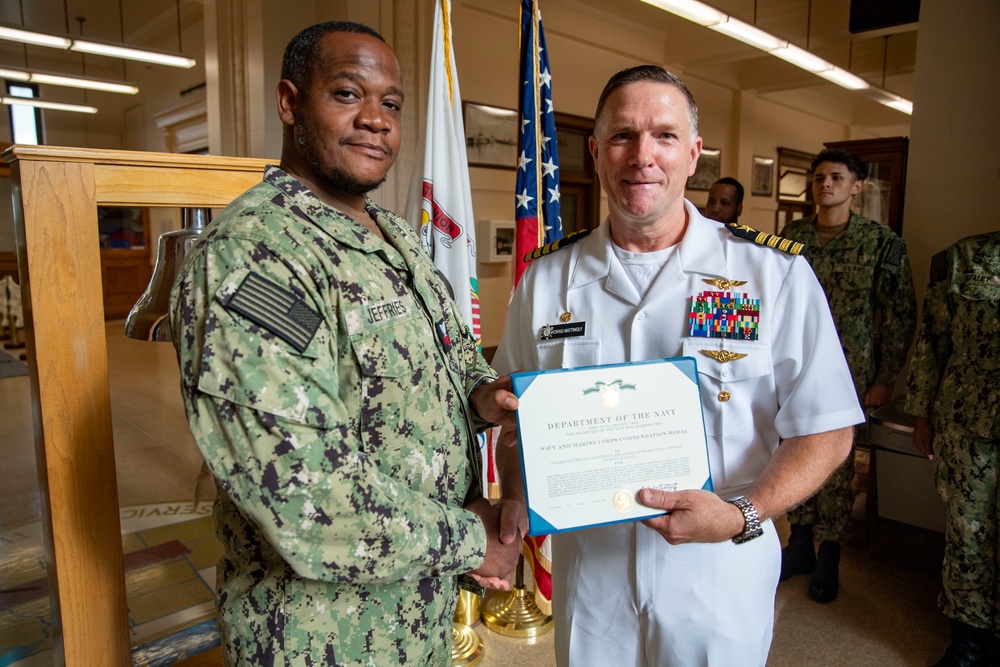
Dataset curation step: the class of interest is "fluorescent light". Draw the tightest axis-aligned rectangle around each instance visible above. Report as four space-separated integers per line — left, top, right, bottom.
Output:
0 66 138 95
1 96 97 114
71 40 196 69
710 18 787 51
0 21 195 69
882 97 913 115
639 0 726 26
638 0 910 112
0 68 30 81
816 66 871 91
768 44 831 73
29 73 138 95
0 25 71 49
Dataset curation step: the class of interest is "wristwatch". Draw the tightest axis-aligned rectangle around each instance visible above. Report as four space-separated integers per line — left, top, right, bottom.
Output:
726 496 763 544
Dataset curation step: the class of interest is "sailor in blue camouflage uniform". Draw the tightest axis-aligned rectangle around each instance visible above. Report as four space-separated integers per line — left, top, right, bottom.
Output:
779 149 916 603
169 22 523 666
905 232 1000 667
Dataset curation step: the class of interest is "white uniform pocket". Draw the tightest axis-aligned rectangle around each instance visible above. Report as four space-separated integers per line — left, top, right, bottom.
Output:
536 340 601 370
682 338 771 437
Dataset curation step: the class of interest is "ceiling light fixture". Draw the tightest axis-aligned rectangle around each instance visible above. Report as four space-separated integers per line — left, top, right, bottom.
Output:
0 24 71 49
768 44 830 73
639 0 726 26
709 18 786 51
638 0 912 114
816 66 870 91
0 67 30 81
0 21 195 69
0 66 138 94
1 96 97 114
70 40 195 68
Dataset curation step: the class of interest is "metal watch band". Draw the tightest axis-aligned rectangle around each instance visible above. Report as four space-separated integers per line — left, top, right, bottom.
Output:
726 495 763 544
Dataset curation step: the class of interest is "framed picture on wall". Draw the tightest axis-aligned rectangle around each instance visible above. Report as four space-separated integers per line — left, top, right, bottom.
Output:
463 102 519 169
687 147 721 191
752 155 774 197
478 219 516 263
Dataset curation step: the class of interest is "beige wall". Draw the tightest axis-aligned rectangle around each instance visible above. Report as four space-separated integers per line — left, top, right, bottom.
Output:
903 0 1000 306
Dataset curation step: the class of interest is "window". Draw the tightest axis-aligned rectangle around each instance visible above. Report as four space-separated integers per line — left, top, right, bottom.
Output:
6 82 42 145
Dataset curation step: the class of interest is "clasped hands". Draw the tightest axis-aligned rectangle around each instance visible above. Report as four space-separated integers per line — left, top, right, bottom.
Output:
464 376 527 590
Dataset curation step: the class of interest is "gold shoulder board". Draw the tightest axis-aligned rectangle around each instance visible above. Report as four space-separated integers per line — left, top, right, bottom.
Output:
725 223 805 256
524 229 592 262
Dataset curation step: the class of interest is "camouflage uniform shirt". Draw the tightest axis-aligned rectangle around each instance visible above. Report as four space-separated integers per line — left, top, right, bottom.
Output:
782 212 916 397
169 166 494 666
904 232 1000 437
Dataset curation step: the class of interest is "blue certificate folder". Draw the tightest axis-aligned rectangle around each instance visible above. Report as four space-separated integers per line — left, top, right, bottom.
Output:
511 357 712 536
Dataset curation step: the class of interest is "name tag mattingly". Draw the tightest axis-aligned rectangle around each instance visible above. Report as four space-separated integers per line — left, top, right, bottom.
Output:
540 321 586 340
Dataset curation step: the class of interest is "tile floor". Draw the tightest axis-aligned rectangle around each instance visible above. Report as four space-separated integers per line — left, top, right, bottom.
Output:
0 323 953 666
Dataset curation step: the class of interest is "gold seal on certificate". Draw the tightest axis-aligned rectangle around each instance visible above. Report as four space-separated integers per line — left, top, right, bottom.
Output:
613 490 633 512
511 357 712 536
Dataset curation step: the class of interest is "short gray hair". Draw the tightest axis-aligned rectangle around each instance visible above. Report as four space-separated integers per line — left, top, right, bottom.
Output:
594 65 699 138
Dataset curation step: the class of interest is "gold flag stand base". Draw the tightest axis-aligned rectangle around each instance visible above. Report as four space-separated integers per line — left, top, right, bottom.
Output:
481 586 553 638
452 588 484 666
451 622 485 666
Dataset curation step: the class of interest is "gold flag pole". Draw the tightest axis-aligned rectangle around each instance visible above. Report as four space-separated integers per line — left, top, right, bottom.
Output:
481 554 553 638
451 586 485 666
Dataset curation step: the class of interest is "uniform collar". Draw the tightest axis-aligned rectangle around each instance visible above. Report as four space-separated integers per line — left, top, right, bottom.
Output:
262 164 409 270
568 200 729 294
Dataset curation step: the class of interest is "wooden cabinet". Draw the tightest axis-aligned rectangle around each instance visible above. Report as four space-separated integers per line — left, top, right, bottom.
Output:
4 145 271 666
98 207 153 319
100 247 153 319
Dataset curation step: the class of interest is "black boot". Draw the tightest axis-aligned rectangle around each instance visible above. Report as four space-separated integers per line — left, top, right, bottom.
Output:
779 523 815 582
933 620 991 667
807 540 840 603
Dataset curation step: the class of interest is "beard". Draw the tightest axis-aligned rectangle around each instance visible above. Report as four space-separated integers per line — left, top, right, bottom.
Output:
295 118 390 197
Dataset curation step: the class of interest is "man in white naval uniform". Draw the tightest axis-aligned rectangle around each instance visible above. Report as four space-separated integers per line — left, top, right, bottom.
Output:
492 65 864 667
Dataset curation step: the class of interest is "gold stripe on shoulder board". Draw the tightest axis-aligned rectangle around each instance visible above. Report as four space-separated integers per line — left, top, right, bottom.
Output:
524 228 592 262
725 223 805 256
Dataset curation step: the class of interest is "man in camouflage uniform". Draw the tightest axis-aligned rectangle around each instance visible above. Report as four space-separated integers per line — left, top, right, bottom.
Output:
169 22 523 666
905 232 1000 667
780 149 916 603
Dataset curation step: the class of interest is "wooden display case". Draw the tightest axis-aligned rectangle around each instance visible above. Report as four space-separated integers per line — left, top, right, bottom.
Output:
3 145 271 666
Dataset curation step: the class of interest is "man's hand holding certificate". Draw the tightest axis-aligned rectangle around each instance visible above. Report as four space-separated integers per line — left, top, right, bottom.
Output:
511 357 712 535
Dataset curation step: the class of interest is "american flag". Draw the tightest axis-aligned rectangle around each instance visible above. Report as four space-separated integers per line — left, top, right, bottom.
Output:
511 0 559 617
513 0 562 286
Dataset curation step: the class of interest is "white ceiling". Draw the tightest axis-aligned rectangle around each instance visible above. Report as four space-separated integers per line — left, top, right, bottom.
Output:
557 0 917 130
0 0 916 133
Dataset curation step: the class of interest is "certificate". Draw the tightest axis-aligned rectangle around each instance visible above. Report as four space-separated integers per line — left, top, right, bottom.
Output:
511 357 711 536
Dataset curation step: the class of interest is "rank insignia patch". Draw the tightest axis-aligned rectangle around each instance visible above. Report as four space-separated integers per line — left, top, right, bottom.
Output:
689 291 760 340
225 271 322 353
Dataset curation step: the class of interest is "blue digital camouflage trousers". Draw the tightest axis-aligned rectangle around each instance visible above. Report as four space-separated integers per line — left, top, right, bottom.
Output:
935 418 1000 632
785 436 856 544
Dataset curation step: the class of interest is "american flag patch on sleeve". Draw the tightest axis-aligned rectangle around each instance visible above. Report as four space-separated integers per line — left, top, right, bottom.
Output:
224 272 322 353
